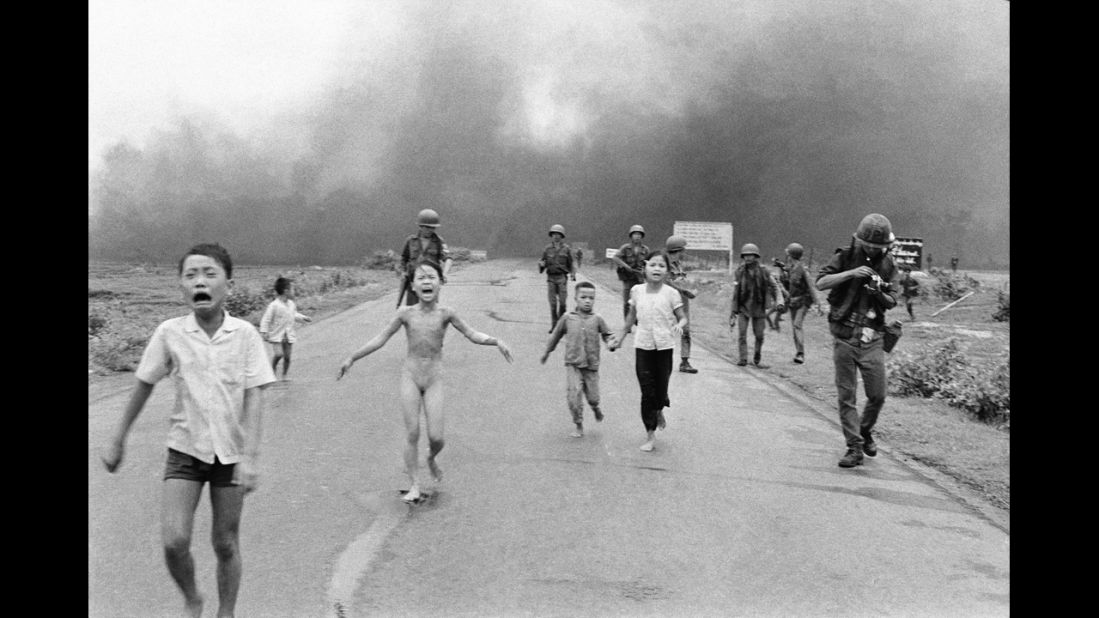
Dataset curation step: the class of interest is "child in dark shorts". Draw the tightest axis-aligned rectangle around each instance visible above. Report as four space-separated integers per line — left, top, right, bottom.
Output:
101 243 276 618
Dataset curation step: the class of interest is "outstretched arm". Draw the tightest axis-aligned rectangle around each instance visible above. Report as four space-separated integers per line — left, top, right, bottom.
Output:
101 379 156 473
540 317 566 363
449 311 513 362
337 314 403 379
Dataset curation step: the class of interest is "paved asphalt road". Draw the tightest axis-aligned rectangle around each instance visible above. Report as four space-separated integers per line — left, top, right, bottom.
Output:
88 259 1009 617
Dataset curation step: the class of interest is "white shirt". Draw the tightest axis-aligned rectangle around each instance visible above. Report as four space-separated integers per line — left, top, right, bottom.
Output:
135 313 276 464
629 284 684 351
259 298 308 343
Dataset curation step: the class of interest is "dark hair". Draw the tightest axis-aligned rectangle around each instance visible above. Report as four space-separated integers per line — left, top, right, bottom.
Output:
178 242 233 279
645 250 671 269
414 261 443 278
575 280 596 293
275 277 291 294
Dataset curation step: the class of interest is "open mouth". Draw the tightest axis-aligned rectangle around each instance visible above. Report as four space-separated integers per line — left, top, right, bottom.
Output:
192 292 212 303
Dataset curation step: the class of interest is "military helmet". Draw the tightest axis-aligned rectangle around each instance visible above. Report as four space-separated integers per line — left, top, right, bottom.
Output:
853 213 894 248
740 243 760 257
628 224 646 238
665 235 687 251
785 242 804 259
416 209 440 227
548 224 566 238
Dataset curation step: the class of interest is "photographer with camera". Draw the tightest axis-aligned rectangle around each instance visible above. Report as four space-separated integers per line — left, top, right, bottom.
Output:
815 214 900 469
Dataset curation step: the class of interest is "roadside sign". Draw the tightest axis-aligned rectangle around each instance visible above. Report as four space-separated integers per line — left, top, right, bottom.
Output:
673 221 734 274
469 249 487 261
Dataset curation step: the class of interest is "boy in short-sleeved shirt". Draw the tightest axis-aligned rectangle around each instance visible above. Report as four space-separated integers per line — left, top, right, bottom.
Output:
101 243 275 618
540 281 617 437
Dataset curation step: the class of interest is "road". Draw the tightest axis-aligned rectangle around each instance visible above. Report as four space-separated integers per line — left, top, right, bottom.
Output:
88 259 1009 617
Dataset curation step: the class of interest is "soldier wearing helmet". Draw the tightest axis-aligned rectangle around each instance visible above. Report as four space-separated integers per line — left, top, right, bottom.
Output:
816 213 901 469
729 243 782 367
538 224 576 332
783 242 817 364
609 225 651 320
662 235 700 373
399 209 453 306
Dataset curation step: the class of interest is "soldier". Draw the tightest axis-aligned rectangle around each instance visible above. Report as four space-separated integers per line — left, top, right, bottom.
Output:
765 258 790 332
398 209 452 306
538 224 576 332
815 213 900 468
729 243 782 367
899 265 920 321
610 225 651 321
783 243 817 364
664 235 699 373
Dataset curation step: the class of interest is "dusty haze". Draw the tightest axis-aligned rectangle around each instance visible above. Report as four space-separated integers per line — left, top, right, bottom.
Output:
88 0 1009 268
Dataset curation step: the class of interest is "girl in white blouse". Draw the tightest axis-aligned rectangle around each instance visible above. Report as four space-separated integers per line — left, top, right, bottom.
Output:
610 251 689 452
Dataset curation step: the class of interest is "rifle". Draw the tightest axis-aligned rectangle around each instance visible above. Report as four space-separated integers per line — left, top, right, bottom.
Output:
396 272 410 308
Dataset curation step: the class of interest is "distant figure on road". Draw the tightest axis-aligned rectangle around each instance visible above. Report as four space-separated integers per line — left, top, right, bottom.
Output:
610 224 651 321
259 276 312 381
765 258 790 332
610 251 689 453
783 243 817 364
540 281 618 438
101 242 276 618
663 235 699 374
398 209 452 306
729 243 782 368
950 255 959 273
538 224 576 332
337 262 513 503
815 213 900 469
899 266 920 321
575 247 584 271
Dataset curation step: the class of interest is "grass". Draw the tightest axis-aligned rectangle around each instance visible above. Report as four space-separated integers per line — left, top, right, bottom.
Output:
88 262 402 375
583 260 1009 512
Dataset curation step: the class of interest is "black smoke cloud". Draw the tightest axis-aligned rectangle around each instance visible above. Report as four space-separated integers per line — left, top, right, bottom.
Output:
89 0 1009 268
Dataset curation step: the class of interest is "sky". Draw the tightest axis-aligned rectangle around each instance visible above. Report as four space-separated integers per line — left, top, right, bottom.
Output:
88 0 1009 266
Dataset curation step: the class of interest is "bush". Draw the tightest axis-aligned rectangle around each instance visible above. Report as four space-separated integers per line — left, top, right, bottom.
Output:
887 337 1010 424
992 289 1010 322
362 250 398 270
224 285 271 318
928 268 980 301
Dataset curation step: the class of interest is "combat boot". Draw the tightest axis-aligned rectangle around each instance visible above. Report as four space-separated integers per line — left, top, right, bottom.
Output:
679 359 698 373
838 448 864 468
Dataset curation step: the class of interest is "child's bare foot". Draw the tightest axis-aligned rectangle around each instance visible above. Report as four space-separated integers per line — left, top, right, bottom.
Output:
571 424 583 438
428 458 443 483
184 594 204 618
639 440 654 452
593 408 604 422
402 487 422 503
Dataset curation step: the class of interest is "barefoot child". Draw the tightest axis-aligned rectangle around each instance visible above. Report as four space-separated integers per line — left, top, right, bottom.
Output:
540 281 617 438
336 262 513 502
101 243 276 618
259 276 312 381
609 251 689 452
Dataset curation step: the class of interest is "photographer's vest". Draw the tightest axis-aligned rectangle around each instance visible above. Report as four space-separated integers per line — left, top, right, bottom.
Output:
824 247 895 339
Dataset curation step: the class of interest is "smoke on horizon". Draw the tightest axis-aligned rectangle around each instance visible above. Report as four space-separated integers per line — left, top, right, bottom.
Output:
88 0 1009 268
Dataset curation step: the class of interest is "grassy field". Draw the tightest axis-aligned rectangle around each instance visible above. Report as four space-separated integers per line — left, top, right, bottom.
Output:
88 261 404 376
582 260 1009 513
89 258 1008 516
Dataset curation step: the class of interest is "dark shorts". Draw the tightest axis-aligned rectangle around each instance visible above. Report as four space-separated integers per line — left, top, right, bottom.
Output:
163 448 237 487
